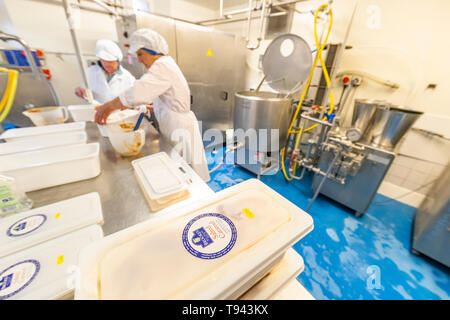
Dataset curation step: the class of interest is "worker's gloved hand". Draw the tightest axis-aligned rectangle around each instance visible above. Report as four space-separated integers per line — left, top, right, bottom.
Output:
75 87 87 99
94 97 125 125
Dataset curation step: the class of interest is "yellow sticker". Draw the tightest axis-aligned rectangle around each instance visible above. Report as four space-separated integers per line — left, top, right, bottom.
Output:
207 49 212 56
243 208 254 219
57 255 64 265
55 213 61 219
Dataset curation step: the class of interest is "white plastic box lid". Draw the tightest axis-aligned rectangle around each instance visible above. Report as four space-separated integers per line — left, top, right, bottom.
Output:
238 248 304 300
75 179 314 300
132 152 189 200
0 122 86 141
0 193 104 258
0 224 103 300
0 131 87 156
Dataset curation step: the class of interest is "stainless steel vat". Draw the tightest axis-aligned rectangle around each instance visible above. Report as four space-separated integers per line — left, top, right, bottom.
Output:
346 99 386 142
234 91 292 151
368 105 423 150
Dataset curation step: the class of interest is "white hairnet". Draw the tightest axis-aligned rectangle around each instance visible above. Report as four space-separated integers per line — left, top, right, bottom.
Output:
96 39 123 61
128 29 169 56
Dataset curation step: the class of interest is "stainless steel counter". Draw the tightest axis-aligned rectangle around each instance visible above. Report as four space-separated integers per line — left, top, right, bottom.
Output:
26 120 214 236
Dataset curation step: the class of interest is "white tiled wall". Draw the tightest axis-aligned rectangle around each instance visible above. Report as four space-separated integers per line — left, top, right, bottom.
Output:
385 155 446 195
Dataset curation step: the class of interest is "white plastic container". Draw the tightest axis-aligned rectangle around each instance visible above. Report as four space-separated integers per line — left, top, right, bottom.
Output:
68 105 96 122
132 152 190 212
106 109 140 134
0 143 101 192
0 225 103 300
270 278 316 300
22 106 70 126
108 128 145 157
238 248 304 300
97 109 140 137
0 192 104 258
0 131 87 156
75 179 314 300
0 122 86 142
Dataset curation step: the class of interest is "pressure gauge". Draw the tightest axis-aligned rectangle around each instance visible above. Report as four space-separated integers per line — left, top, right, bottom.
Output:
346 128 362 142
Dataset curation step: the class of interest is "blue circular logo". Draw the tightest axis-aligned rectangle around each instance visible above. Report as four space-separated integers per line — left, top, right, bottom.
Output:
0 259 40 300
182 213 237 260
7 214 47 237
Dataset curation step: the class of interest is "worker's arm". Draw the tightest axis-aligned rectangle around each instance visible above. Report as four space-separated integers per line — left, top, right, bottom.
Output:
95 97 128 124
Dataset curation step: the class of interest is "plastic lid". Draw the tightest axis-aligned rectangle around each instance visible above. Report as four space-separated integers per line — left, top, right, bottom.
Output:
0 131 87 156
262 34 312 94
0 122 86 140
132 152 188 200
0 193 103 258
75 179 314 300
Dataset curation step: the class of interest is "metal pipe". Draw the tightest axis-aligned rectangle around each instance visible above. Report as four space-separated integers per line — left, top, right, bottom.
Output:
199 0 301 25
306 145 342 212
247 0 267 50
246 0 254 43
201 11 286 26
219 0 224 17
90 0 118 17
61 0 94 103
301 114 333 127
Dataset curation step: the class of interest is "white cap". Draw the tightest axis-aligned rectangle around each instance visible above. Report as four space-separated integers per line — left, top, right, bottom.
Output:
128 29 169 56
95 39 123 61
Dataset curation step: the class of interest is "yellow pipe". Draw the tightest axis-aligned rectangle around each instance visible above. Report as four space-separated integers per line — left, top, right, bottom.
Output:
0 68 13 112
281 3 334 181
0 67 19 123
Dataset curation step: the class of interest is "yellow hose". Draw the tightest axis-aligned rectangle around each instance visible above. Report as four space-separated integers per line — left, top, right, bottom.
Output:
0 68 13 112
0 67 19 123
281 3 334 180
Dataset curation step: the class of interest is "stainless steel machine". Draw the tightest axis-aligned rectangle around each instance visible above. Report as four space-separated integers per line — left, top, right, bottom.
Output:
116 13 247 145
0 32 59 129
233 33 313 177
412 162 450 267
302 99 423 216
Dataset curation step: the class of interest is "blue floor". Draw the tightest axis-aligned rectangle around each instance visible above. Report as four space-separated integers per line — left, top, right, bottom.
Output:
205 148 450 300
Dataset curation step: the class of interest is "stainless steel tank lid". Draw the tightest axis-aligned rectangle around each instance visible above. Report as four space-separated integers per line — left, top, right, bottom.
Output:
261 34 313 94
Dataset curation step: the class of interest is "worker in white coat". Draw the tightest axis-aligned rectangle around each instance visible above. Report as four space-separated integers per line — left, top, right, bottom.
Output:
75 39 136 104
95 29 210 182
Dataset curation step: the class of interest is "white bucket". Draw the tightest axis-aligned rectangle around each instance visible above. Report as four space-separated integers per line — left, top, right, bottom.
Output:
108 127 145 157
97 109 140 137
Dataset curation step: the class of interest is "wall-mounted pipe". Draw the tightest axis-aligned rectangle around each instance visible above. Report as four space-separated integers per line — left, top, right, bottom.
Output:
61 0 94 103
90 0 118 17
198 0 303 25
246 0 268 50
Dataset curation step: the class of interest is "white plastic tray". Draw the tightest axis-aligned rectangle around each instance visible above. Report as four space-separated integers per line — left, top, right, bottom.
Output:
0 143 101 192
75 179 314 300
132 152 190 212
0 131 87 155
270 278 315 300
238 248 304 300
0 122 86 142
0 192 104 258
68 105 96 122
0 225 103 300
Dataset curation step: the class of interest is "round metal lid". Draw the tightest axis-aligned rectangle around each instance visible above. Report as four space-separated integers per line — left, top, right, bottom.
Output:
262 34 313 94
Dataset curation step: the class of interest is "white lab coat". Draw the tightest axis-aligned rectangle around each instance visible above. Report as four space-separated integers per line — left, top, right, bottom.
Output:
119 56 210 182
85 64 136 104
